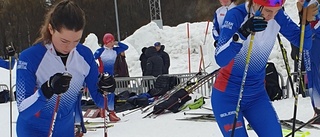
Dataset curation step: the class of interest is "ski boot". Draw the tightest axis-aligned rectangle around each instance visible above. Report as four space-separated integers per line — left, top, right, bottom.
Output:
109 111 121 122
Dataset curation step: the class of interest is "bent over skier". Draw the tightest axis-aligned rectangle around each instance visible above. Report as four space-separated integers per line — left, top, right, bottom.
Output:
211 0 318 136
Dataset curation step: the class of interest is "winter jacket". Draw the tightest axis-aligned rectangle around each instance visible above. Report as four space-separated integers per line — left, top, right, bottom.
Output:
139 47 148 76
157 45 170 74
145 46 163 77
214 3 312 95
114 54 129 77
94 42 128 75
16 43 106 137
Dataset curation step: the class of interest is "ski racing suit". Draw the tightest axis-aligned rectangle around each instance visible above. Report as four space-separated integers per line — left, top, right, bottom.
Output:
304 20 320 110
16 43 106 137
211 3 312 137
212 2 237 41
93 42 128 111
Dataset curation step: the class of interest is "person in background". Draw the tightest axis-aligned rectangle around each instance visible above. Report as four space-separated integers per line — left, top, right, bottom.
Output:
212 0 238 47
139 47 148 76
154 42 170 74
0 45 16 70
94 33 128 122
211 0 318 136
114 51 130 88
145 46 163 77
299 0 320 124
15 1 114 136
114 52 129 78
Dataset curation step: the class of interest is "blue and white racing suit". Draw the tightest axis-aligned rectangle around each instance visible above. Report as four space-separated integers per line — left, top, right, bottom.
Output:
304 20 320 110
16 43 105 137
93 42 128 111
211 2 312 137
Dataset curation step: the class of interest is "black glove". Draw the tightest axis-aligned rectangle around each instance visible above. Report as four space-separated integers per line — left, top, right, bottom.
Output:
41 72 72 99
238 16 267 38
6 46 15 56
98 73 116 94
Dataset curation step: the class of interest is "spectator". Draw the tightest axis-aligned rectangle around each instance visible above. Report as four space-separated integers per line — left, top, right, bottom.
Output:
114 52 129 77
154 42 170 74
94 33 128 122
145 46 163 77
139 47 148 76
114 52 130 88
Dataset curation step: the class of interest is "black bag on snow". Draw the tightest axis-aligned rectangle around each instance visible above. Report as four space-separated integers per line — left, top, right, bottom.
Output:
0 90 10 103
153 89 191 114
115 91 148 113
148 75 180 97
265 62 283 101
115 90 137 106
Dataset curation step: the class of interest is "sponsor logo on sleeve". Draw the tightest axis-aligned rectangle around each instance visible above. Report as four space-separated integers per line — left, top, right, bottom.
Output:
222 21 233 30
17 60 27 69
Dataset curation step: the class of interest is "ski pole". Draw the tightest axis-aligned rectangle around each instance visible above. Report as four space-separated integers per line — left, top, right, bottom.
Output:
187 23 191 73
48 95 62 137
198 21 210 73
9 55 12 137
230 8 263 137
48 72 72 137
291 1 310 136
230 33 255 137
277 34 306 98
103 94 108 137
285 114 320 137
277 34 297 99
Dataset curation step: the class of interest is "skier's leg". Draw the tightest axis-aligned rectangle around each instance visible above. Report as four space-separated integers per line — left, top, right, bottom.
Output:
243 91 282 137
211 88 248 137
107 92 115 111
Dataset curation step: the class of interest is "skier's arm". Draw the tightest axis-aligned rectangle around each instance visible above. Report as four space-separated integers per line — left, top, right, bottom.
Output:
215 7 245 67
93 48 104 60
114 42 129 54
277 9 312 50
85 54 105 108
16 52 48 118
212 12 220 40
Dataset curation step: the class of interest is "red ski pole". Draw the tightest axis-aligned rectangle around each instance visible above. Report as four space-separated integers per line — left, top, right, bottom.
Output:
103 94 108 137
48 95 61 137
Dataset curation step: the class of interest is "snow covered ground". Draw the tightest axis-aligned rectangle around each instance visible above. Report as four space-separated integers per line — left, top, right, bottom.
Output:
0 0 320 136
0 95 319 137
